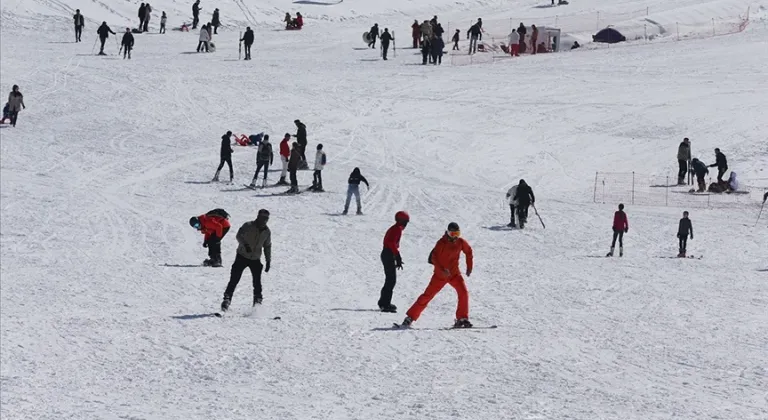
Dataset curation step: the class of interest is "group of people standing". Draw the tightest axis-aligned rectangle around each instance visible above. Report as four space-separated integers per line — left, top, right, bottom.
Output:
409 16 448 64
676 138 735 193
507 23 540 57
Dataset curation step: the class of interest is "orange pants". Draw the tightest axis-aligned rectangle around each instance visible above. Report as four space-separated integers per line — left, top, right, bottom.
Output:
406 274 469 321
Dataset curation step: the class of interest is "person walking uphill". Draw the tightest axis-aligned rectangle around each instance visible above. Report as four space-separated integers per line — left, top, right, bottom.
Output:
73 9 85 42
189 208 231 267
241 26 254 60
6 85 25 127
677 137 691 185
398 222 474 329
677 211 693 257
512 179 535 229
380 28 394 60
213 131 234 182
379 211 410 313
96 22 116 56
220 209 272 312
607 203 628 257
343 167 370 215
121 28 135 59
708 148 728 183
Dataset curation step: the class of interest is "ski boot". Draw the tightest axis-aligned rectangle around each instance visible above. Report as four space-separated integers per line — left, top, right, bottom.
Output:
379 303 397 313
356 209 363 215
507 221 516 228
253 295 262 306
399 316 413 328
277 177 288 186
453 318 473 329
677 176 685 185
619 246 623 257
342 207 349 215
677 251 686 258
248 180 257 188
220 296 231 312
203 258 212 266
606 247 615 257
212 171 220 182
210 257 222 268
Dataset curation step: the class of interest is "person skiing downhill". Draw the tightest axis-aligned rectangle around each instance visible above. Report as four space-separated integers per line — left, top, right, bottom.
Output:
310 144 326 192
677 211 693 257
278 133 290 185
379 211 410 313
708 148 728 183
505 184 519 227
189 208 231 267
213 131 234 182
73 9 85 42
513 179 535 229
96 21 116 55
121 28 135 59
607 203 628 257
677 138 691 185
399 222 474 328
343 167 370 215
250 135 273 188
241 26 254 60
220 209 272 312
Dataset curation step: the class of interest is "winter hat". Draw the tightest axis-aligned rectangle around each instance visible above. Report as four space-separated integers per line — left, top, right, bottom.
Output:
226 130 232 136
189 216 200 227
395 211 410 223
317 144 323 150
284 133 291 138
263 134 269 141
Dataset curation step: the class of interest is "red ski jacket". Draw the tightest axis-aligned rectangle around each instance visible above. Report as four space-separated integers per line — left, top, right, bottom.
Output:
280 138 290 158
383 224 404 256
612 211 628 231
430 235 473 277
198 214 231 241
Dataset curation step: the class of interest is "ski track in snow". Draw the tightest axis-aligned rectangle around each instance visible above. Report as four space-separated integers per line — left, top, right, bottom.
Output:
1 0 767 419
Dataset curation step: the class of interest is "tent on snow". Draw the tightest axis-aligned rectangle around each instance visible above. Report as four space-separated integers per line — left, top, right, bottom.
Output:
592 27 626 43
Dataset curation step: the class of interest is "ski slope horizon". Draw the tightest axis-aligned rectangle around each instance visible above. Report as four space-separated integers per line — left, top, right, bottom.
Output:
1 0 767 419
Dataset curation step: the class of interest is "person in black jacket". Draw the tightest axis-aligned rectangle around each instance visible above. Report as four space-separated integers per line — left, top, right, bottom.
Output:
452 29 460 50
380 28 394 60
677 211 693 257
96 22 116 55
250 135 273 187
241 27 254 60
74 9 85 42
293 119 308 169
421 36 431 65
690 158 709 192
213 131 234 182
430 35 444 64
138 3 146 29
708 148 728 183
513 179 535 228
192 0 202 29
212 8 220 34
517 22 527 53
121 28 135 59
368 23 379 48
343 167 370 215
467 22 482 54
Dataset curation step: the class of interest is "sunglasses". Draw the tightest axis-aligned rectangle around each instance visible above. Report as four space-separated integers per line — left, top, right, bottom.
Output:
447 230 461 238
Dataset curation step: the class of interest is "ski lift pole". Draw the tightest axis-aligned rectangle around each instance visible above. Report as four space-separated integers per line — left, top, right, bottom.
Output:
532 204 546 229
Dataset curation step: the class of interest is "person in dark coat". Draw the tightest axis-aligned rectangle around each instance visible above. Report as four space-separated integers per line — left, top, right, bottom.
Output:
213 131 234 182
343 167 370 215
212 8 220 34
708 148 728 183
287 142 301 194
676 137 691 185
6 85 25 127
380 28 394 60
517 22 527 53
73 9 85 42
142 3 152 32
452 29 460 50
121 28 135 59
138 3 146 29
430 35 444 64
250 135 274 187
512 179 535 228
293 119 308 168
690 158 709 192
676 211 693 257
421 37 431 65
192 0 202 29
466 22 482 54
241 26 254 60
96 22 116 55
368 23 379 48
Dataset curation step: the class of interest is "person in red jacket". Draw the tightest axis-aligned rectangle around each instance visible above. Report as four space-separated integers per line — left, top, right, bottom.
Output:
607 203 628 257
399 222 474 328
378 211 410 312
190 209 231 266
278 133 290 185
411 20 420 48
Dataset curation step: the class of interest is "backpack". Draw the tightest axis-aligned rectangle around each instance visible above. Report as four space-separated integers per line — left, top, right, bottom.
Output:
321 152 327 166
206 208 230 219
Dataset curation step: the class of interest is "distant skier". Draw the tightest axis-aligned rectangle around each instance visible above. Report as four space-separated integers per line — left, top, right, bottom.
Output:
512 179 535 229
211 8 220 34
368 23 379 48
677 137 691 185
213 131 234 182
607 203 628 257
293 119 308 169
708 148 728 183
467 21 482 54
379 211 410 312
690 158 709 192
343 167 370 215
250 135 273 188
220 209 272 312
412 20 421 48
677 211 693 257
241 26 254 60
73 9 85 42
189 208 231 267
160 11 167 34
121 28 134 59
278 133 290 185
143 3 152 32
380 28 394 60
5 85 25 127
310 144 326 192
286 142 301 194
398 222 474 329
505 184 518 227
192 0 202 29
452 29 460 50
507 29 520 56
197 24 210 52
138 3 146 30
96 22 116 56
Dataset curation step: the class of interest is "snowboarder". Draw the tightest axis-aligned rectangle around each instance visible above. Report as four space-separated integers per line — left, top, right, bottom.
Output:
250 135 273 188
467 22 482 54
138 3 146 30
211 8 220 34
189 208 231 267
143 3 152 32
607 203 628 257
508 29 520 56
213 131 234 182
512 179 535 229
197 24 210 52
220 209 272 311
379 211 410 312
96 22 116 55
708 148 728 183
192 0 202 29
73 9 85 42
343 167 370 215
505 184 519 227
398 222 474 328
368 23 379 48
293 119 308 169
286 142 301 194
411 20 421 48
691 158 708 192
160 11 167 34
677 211 693 257
121 28 134 59
517 23 527 53
380 28 394 60
452 29 460 50
677 137 691 185
310 144 326 192
531 25 539 55
278 133 290 185
241 26 254 60
5 85 25 127
430 35 444 65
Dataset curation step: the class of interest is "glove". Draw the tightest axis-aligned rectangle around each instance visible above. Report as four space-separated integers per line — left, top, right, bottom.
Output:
466 268 472 277
244 244 253 253
624 228 628 233
202 241 208 248
264 261 270 273
395 255 403 270
690 235 693 240
676 233 680 238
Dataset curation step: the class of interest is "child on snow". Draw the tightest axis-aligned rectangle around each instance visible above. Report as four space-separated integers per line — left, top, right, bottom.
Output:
677 211 693 257
310 144 326 192
607 203 628 257
452 29 460 50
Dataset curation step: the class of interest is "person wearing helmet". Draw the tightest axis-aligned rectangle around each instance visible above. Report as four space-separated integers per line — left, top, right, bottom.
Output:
399 222 474 328
220 209 272 312
189 208 231 267
378 211 410 312
343 167 370 215
213 131 234 182
309 144 327 192
607 203 628 257
6 85 25 127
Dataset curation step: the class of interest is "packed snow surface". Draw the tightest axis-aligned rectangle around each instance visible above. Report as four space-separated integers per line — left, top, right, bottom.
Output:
1 0 767 419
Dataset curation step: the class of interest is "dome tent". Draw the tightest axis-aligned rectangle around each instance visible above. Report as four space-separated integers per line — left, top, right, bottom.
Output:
592 27 626 43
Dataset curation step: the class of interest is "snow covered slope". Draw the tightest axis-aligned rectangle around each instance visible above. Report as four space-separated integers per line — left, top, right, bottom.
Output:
1 0 767 419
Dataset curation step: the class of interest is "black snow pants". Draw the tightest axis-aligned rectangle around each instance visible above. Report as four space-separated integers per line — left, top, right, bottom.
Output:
313 170 322 189
517 203 530 224
382 43 389 60
678 160 688 182
207 227 229 262
217 155 233 179
224 254 263 300
509 204 517 226
678 237 687 254
254 161 269 182
99 36 107 53
611 229 624 248
244 43 252 59
378 248 397 308
75 25 83 42
289 167 298 188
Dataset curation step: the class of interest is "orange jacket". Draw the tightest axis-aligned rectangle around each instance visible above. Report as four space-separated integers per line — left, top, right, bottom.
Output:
198 214 231 241
429 235 473 277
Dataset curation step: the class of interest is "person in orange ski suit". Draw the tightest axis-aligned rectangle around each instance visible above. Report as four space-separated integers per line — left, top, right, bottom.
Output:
401 222 474 328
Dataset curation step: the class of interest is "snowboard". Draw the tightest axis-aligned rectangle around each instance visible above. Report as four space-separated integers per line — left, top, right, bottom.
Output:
391 323 497 330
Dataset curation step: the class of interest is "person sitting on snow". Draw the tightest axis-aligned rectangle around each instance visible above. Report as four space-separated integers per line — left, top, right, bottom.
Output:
726 172 739 192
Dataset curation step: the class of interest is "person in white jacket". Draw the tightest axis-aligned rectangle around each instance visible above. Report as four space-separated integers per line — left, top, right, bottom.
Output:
505 185 519 227
507 29 520 56
197 24 210 52
310 144 327 192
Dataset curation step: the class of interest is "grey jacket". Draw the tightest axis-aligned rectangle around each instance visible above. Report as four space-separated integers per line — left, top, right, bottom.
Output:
7 92 24 112
236 221 272 262
677 142 690 161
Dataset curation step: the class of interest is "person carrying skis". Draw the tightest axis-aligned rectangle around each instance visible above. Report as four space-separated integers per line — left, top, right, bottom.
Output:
286 142 301 194
677 137 691 185
466 22 482 54
691 158 708 192
677 211 693 258
607 203 628 257
5 85 25 127
293 119 308 169
73 9 85 42
505 184 519 227
379 211 410 312
189 208 231 267
310 144 327 192
197 24 210 52
368 23 379 48
138 3 146 30
96 22 116 56
452 29 460 50
250 135 273 188
211 8 220 34
121 28 135 59
143 3 152 32
220 209 272 312
160 11 167 34
380 28 394 60
708 148 728 183
512 179 535 228
411 20 421 48
241 26 254 60
213 131 233 182
343 167 370 215
192 0 202 29
507 29 520 56
399 222 474 328
278 133 290 185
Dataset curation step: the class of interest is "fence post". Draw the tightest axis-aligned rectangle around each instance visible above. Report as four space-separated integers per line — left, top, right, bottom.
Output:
555 15 559 27
665 175 669 206
712 18 716 36
644 24 647 40
593 172 598 203
632 172 635 204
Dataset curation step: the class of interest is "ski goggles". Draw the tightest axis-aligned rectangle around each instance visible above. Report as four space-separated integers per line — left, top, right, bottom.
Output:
447 230 461 238
193 222 201 230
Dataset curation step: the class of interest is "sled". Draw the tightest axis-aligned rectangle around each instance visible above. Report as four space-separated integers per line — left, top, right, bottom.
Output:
362 32 372 44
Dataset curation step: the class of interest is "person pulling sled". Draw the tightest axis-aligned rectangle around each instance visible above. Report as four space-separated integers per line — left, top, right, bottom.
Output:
607 203 628 257
189 208 231 267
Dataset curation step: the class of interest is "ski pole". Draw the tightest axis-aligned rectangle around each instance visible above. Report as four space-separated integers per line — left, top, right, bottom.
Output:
91 36 98 54
756 200 765 227
532 204 545 229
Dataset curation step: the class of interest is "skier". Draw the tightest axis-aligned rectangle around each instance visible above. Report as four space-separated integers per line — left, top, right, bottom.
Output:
379 211 410 312
138 3 146 30
197 24 210 52
677 211 693 258
189 208 231 267
505 183 518 227
96 22 116 56
517 23 527 53
430 35 444 65
512 179 535 229
160 11 167 34
293 119 308 169
278 133 290 185
241 26 254 60
380 28 394 60
220 209 272 312
73 9 85 42
708 148 728 183
286 141 301 194
677 137 691 185
398 222 474 328
211 8 220 34
250 135 273 188
607 203 628 257
452 29 460 50
411 20 420 48
310 144 326 192
507 29 520 56
143 3 152 32
531 25 539 55
343 167 370 215
467 21 482 54
121 28 135 59
368 23 379 48
192 0 202 29
213 131 234 182
6 85 25 127
690 158 708 192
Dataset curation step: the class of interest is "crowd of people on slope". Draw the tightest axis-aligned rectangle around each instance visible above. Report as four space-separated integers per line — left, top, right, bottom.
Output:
407 16 448 64
676 138 739 193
